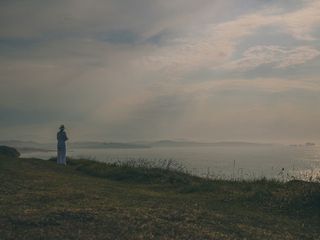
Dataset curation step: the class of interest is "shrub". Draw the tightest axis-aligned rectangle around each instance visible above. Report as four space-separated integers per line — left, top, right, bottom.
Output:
0 146 20 158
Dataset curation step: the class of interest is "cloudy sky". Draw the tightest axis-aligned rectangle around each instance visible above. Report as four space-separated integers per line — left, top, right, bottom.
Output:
1 0 320 143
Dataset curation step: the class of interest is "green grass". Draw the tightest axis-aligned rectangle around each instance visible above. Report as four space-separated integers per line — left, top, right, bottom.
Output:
1 156 319 239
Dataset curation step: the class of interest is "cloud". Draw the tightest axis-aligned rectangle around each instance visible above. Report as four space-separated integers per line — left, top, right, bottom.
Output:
177 77 320 96
1 0 320 142
0 0 223 39
139 11 273 77
139 1 320 78
222 45 320 71
281 0 320 40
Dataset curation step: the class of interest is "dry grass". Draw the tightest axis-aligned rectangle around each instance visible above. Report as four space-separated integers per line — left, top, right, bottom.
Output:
1 156 319 239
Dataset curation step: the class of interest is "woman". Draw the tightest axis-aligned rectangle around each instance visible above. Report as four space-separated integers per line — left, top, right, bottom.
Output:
57 125 68 165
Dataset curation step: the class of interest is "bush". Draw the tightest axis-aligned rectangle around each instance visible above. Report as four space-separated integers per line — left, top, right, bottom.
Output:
0 146 20 158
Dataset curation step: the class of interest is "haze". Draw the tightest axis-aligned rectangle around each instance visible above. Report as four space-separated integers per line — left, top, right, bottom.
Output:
1 0 320 143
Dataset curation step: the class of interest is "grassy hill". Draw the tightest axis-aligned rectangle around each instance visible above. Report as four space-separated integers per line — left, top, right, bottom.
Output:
0 156 319 240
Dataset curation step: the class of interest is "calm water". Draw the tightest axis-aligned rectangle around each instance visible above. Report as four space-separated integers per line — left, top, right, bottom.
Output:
22 145 320 180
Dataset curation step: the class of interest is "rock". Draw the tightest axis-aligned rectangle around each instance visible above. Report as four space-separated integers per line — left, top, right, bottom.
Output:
0 146 20 158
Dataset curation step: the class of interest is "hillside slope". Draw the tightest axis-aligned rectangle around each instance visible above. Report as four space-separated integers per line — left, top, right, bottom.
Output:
0 156 319 240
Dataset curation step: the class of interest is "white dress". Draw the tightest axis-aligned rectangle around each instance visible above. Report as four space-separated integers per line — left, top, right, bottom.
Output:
57 130 68 165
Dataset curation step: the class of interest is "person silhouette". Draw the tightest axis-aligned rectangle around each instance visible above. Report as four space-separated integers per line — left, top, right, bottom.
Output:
57 125 68 165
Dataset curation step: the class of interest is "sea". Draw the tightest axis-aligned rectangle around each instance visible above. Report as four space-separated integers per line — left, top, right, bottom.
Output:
21 145 320 181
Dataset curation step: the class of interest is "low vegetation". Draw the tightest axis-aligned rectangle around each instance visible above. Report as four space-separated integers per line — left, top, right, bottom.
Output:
1 155 319 239
0 146 20 158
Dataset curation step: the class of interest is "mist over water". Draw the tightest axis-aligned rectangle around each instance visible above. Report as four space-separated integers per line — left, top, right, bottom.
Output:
22 145 320 181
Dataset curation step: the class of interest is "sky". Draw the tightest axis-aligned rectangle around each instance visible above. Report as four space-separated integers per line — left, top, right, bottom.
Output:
1 0 320 143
